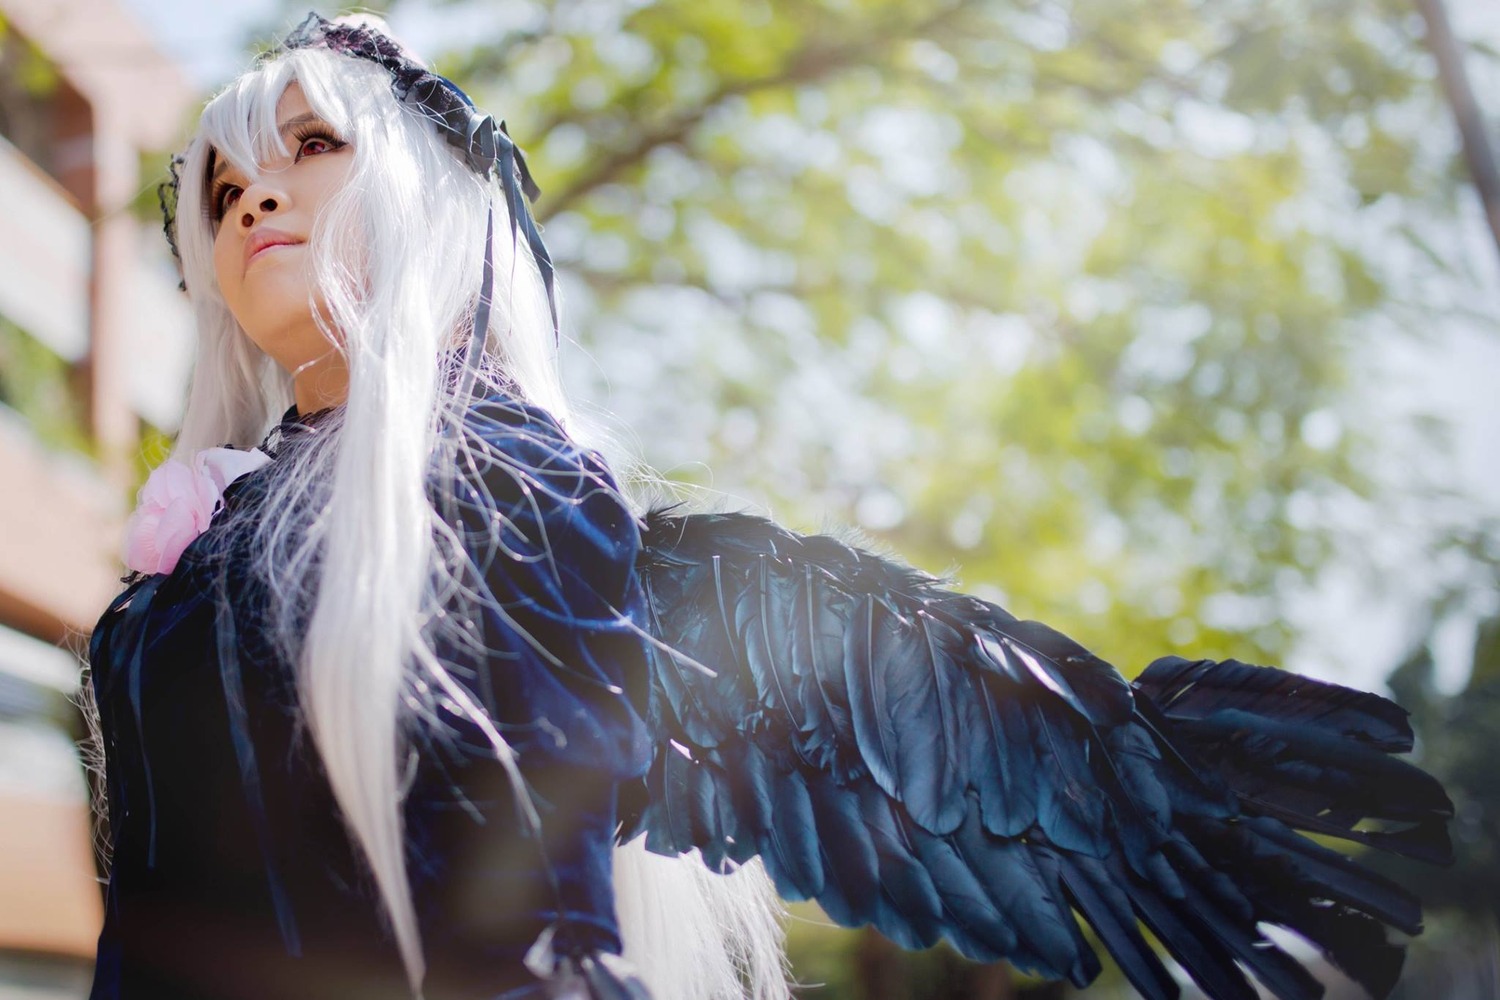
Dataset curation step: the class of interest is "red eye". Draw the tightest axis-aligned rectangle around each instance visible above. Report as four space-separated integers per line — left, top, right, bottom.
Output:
216 185 243 220
296 135 342 160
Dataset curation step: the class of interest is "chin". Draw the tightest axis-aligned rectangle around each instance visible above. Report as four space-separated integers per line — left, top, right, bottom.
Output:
241 316 333 369
234 284 322 348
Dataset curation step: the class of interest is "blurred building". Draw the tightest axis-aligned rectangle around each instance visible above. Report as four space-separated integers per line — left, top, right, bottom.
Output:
0 0 194 995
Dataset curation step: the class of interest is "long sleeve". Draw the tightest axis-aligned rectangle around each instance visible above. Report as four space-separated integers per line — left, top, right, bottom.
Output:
405 393 652 998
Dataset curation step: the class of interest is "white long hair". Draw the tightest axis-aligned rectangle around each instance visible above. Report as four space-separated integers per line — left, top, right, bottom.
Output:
164 32 785 1000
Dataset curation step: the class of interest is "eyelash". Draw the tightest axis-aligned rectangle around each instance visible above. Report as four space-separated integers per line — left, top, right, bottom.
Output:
208 125 348 223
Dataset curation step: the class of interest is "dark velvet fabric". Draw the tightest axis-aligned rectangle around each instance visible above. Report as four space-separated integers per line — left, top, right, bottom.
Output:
86 394 652 1000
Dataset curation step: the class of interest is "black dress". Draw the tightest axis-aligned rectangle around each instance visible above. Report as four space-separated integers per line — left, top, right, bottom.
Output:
86 394 652 1000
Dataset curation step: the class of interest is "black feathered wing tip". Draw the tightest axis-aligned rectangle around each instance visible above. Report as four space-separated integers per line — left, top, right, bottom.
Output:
624 510 1454 1000
1131 655 1454 998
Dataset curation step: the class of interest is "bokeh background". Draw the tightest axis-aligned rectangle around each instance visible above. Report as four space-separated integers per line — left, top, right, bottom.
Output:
1 0 1497 997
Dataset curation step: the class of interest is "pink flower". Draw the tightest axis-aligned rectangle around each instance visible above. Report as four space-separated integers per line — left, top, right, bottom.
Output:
122 447 272 576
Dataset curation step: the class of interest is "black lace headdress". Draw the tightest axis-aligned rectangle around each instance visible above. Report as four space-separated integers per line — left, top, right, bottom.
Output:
159 12 558 377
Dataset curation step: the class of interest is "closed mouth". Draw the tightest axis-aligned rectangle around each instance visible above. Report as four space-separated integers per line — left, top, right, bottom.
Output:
244 230 303 270
248 242 298 264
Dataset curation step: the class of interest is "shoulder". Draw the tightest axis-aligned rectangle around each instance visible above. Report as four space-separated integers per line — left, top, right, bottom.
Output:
461 393 613 494
464 391 570 443
449 391 638 568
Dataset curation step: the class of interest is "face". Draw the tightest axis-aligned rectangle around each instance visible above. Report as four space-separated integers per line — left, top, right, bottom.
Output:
210 83 353 378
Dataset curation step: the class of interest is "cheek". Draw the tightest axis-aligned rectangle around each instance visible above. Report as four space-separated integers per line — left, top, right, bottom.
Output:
212 229 241 307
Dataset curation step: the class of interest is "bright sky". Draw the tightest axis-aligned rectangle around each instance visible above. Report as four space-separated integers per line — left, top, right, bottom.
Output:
118 0 1500 692
118 0 513 89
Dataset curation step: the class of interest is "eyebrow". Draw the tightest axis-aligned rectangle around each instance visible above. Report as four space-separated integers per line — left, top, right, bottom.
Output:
208 112 330 186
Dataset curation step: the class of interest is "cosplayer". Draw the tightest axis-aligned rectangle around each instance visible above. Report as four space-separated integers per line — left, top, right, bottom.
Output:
86 12 1453 1000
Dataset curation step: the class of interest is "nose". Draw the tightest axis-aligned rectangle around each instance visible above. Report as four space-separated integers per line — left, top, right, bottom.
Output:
237 178 289 230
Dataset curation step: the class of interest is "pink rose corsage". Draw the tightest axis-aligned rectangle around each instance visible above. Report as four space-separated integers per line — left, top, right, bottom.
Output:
122 447 272 576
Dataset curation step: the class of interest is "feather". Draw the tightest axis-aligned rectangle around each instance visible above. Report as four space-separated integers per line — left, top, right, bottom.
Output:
765 764 823 900
966 673 1039 837
639 572 719 746
1126 877 1259 1000
1250 796 1452 866
949 809 1087 984
905 821 1018 961
844 600 966 832
843 594 900 800
728 742 822 900
806 776 881 930
1250 888 1408 998
1095 722 1174 875
1028 701 1111 856
1139 657 1413 751
1179 710 1448 814
790 564 857 774
740 555 805 726
978 618 1133 728
1048 850 1178 1000
1165 846 1323 1000
857 788 948 949
1028 842 1105 987
1136 657 1453 873
1233 815 1422 934
634 511 1453 1000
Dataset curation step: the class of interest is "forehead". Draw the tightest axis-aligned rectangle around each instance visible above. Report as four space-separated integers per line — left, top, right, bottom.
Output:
274 83 313 122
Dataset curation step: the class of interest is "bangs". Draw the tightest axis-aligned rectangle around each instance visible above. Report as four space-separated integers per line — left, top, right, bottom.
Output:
199 58 298 196
196 49 373 216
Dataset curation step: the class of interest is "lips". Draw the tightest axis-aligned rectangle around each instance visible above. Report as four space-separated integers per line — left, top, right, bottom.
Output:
243 228 303 270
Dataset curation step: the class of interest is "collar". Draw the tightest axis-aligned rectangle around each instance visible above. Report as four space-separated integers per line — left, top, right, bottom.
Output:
258 403 339 458
282 403 338 425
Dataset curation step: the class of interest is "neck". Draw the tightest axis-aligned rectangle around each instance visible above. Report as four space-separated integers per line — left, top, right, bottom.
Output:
291 352 350 415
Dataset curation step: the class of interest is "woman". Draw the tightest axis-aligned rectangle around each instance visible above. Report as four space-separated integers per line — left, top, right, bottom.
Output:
89 12 1452 1000
92 13 780 1000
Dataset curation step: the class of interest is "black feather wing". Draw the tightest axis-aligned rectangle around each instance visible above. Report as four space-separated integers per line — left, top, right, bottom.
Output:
624 510 1452 1000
